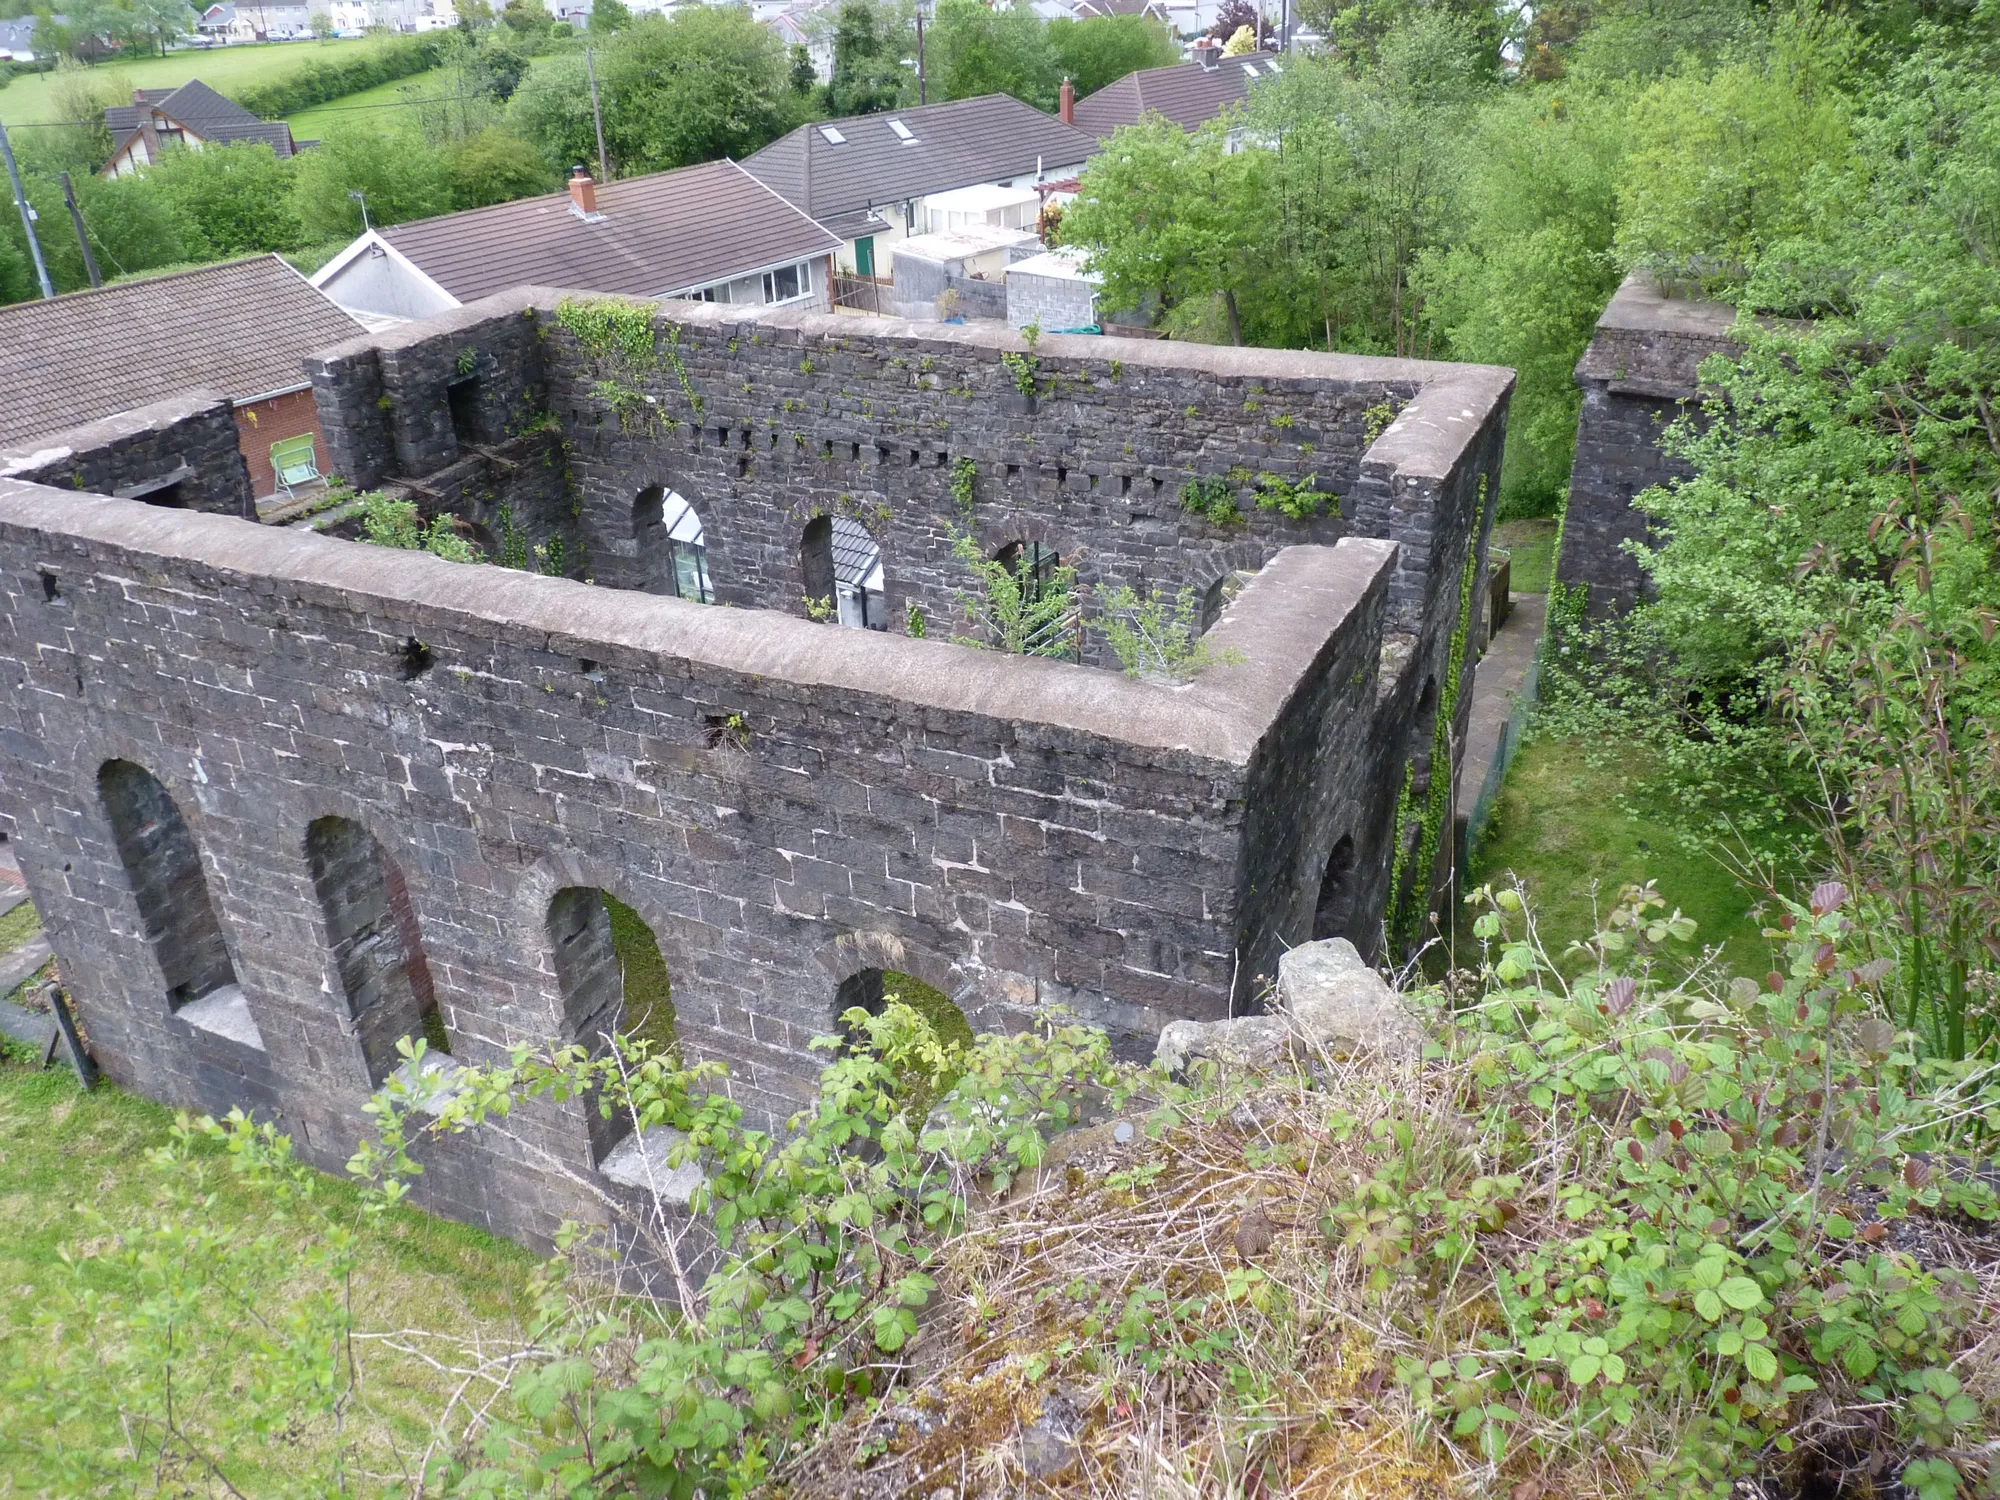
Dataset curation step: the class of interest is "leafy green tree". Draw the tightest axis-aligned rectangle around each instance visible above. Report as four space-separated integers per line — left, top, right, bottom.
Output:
586 0 628 29
1414 82 1626 512
498 0 547 31
1045 13 1177 99
789 40 817 94
140 140 304 257
506 51 601 171
928 0 1058 111
825 0 910 115
448 125 559 208
1243 15 1488 354
591 7 799 170
1062 114 1270 343
290 122 453 240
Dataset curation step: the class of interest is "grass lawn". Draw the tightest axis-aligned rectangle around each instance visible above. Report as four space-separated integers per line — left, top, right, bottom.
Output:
284 64 451 135
1463 731 1780 975
0 39 382 124
1493 517 1558 594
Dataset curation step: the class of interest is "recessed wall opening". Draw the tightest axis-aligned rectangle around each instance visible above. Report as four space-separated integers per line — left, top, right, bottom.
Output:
98 759 238 1013
548 886 677 1162
835 968 972 1052
993 539 1077 659
1312 833 1357 943
39 569 60 603
306 815 445 1086
1200 574 1229 633
447 377 481 449
800 515 837 617
633 485 713 603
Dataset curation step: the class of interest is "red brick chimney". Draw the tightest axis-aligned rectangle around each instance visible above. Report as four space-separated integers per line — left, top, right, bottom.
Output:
568 165 597 215
1059 76 1075 125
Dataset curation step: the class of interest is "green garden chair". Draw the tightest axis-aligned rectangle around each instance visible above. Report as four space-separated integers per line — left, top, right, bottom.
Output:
269 434 322 502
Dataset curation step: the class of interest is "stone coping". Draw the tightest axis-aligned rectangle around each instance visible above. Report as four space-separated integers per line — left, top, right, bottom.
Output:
1 388 233 478
0 478 1395 768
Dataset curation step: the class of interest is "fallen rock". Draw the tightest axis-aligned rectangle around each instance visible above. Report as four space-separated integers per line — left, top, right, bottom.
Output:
1152 939 1423 1072
1278 938 1425 1063
1019 1392 1081 1480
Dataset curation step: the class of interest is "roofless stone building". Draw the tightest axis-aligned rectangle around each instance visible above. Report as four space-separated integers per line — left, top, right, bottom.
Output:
0 290 1510 1247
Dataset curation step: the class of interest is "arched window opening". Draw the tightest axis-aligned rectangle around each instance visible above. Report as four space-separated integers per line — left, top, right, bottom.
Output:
992 539 1078 660
800 514 837 617
1312 834 1357 943
836 968 973 1052
633 485 713 603
306 815 444 1086
548 887 678 1162
98 760 242 1021
802 516 887 630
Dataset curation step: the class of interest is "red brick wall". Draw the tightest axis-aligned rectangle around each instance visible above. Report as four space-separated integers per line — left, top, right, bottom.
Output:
232 387 327 501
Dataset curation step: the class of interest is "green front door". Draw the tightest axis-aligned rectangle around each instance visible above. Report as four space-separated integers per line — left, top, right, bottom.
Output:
854 236 875 277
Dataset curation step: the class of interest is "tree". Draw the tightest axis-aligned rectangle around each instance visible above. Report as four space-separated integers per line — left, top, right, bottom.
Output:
594 8 798 171
142 140 305 257
1414 82 1626 512
586 0 627 29
448 124 559 208
928 0 1058 111
1045 14 1176 99
1206 0 1268 46
825 0 910 115
309 8 334 38
290 122 453 241
499 0 547 32
1061 114 1270 342
506 52 601 172
789 41 817 95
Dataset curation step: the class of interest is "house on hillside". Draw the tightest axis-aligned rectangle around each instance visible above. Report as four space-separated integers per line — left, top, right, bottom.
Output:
102 81 309 177
0 13 59 60
310 161 842 329
1070 44 1283 140
0 256 362 504
743 94 1098 278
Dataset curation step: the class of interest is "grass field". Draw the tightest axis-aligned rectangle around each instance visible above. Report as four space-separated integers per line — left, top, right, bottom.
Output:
0 39 382 125
1462 732 1782 975
284 64 452 135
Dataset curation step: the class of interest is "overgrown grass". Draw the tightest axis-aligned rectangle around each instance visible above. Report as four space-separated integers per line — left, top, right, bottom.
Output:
1463 731 1777 972
0 1061 539 1491
1493 516 1557 594
0 40 383 124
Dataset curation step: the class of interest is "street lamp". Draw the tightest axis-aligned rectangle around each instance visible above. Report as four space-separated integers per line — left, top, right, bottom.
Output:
348 189 370 231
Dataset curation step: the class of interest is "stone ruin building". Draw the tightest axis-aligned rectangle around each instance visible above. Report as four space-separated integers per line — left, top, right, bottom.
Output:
0 288 1511 1248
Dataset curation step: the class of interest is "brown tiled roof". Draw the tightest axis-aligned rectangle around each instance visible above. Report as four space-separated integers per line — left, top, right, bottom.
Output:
105 79 298 162
1073 51 1281 138
744 94 1100 226
377 158 841 303
0 255 361 447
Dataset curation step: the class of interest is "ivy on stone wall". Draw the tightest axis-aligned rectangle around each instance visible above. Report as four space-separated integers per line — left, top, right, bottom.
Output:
1383 473 1494 954
553 297 706 429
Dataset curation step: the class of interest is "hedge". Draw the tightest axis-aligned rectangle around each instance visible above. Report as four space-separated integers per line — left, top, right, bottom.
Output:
230 34 445 119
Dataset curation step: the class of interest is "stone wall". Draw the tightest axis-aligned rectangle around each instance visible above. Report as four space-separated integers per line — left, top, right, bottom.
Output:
0 477 1398 1246
0 390 254 519
1559 273 1737 616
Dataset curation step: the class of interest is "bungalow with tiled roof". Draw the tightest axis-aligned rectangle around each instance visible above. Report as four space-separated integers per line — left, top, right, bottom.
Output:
0 256 362 502
102 80 309 178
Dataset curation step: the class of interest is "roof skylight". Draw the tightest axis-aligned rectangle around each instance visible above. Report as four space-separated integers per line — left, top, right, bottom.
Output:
887 118 915 141
819 125 847 144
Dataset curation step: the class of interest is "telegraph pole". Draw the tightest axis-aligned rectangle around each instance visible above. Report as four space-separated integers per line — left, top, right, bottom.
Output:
60 172 101 288
586 47 610 184
0 117 54 300
915 2 927 105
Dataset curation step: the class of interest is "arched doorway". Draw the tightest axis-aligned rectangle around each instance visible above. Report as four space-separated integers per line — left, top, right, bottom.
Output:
305 815 445 1086
98 759 239 1014
547 886 678 1161
633 485 713 603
